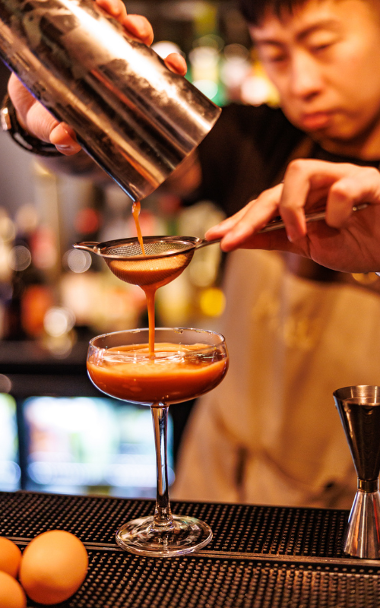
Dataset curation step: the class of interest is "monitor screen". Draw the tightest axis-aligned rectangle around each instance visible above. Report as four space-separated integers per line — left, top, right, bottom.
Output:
21 396 174 498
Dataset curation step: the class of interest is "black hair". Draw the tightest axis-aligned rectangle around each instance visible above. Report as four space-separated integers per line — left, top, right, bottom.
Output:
239 0 308 25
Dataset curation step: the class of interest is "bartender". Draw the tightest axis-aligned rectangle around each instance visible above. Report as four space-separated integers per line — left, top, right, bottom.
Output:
3 0 380 508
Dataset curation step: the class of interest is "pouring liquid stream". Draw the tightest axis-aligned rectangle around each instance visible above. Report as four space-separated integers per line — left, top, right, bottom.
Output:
132 202 146 256
132 202 155 356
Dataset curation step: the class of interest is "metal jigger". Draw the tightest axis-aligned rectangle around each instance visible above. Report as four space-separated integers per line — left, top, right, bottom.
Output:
333 385 380 559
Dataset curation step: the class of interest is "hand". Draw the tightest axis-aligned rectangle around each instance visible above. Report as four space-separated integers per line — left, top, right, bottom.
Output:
205 159 380 273
7 0 187 156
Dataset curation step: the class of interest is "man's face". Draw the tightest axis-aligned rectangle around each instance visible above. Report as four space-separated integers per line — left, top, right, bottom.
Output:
250 0 380 157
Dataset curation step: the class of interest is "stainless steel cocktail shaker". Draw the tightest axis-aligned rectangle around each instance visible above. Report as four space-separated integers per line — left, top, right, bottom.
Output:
0 0 221 201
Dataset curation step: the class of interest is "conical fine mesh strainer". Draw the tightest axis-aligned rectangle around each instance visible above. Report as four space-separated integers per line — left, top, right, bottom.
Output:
73 236 207 286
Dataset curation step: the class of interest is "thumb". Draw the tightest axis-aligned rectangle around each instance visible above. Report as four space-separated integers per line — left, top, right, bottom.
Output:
24 101 61 143
50 123 81 155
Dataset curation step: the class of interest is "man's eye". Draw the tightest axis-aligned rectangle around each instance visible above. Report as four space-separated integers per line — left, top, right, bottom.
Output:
267 53 287 63
310 40 335 53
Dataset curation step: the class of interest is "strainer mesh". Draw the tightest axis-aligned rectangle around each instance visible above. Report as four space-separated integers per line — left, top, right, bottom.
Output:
105 240 191 258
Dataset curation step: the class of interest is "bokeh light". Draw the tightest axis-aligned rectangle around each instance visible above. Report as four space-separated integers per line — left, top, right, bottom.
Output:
9 245 32 272
44 307 75 338
0 212 16 243
64 249 92 274
74 208 100 235
199 287 225 317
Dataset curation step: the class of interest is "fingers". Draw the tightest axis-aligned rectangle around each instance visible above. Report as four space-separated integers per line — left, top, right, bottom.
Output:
8 74 61 144
25 101 61 143
95 1 154 45
279 161 311 241
8 72 81 154
325 166 380 227
97 1 185 70
100 3 185 72
205 198 303 256
95 0 127 20
50 124 81 155
7 73 35 131
205 184 283 251
121 14 154 46
205 159 380 257
205 204 255 240
95 0 126 18
279 159 337 241
206 159 336 251
164 53 187 76
278 159 377 240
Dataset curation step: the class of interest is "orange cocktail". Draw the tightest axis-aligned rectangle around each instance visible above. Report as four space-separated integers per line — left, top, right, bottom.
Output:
87 342 228 404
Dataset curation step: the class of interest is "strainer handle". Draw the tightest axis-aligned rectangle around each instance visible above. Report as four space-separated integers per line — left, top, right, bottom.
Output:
195 238 222 250
73 241 100 253
258 203 368 233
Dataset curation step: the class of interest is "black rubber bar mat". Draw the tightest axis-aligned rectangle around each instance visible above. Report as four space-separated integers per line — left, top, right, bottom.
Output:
2 491 380 607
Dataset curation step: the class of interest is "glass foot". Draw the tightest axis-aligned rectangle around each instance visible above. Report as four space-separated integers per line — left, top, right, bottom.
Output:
115 514 212 557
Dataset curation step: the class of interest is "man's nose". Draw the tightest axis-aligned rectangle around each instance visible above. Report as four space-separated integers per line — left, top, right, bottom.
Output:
289 52 322 99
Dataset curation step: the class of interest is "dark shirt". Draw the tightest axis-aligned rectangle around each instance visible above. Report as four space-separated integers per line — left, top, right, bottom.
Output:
196 103 380 216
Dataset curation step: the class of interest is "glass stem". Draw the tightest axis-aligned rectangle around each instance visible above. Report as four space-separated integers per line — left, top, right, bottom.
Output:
151 404 173 529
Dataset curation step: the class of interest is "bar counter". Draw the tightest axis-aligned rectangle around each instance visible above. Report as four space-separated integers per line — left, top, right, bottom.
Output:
1 490 380 607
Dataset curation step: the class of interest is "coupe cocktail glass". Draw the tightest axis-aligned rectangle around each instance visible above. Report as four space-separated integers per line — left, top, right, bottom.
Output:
87 327 228 557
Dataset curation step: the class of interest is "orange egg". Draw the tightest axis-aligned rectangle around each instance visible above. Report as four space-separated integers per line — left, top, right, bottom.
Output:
19 530 88 605
0 571 26 608
0 537 22 578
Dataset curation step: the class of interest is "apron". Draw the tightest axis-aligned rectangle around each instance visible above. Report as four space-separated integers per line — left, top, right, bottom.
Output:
173 249 380 508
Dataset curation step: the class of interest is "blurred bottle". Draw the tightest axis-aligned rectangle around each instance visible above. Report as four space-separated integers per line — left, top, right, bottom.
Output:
3 204 55 341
